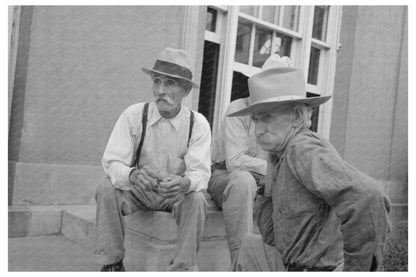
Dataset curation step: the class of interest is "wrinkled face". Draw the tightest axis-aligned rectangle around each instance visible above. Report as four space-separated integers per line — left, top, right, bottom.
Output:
152 74 190 118
252 108 293 152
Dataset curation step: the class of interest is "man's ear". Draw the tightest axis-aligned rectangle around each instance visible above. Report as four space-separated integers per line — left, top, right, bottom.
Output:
291 106 303 127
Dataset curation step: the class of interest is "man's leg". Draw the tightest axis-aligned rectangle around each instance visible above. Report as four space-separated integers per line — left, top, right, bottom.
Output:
234 234 285 271
94 180 166 268
167 191 207 271
208 169 257 263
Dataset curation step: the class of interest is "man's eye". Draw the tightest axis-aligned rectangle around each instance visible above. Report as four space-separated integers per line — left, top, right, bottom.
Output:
166 80 175 86
153 79 161 85
251 117 258 123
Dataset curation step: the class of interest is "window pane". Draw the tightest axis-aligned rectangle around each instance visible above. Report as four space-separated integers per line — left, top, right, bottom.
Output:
253 26 273 68
205 7 217 32
307 92 320 132
235 20 252 65
231 71 250 101
312 6 329 41
239 6 255 16
273 33 292 57
308 47 320 85
261 6 276 23
282 6 299 31
199 41 220 128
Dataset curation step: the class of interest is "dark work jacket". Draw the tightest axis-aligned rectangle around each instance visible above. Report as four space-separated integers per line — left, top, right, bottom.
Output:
255 128 391 271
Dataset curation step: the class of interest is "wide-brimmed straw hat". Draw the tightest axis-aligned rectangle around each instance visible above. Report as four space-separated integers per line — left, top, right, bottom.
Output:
142 47 199 89
228 66 331 117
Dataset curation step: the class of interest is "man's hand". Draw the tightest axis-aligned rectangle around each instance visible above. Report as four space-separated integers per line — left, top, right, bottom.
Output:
129 166 159 191
157 175 191 199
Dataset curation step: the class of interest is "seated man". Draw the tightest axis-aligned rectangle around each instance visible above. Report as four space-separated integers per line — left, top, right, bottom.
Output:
94 47 211 271
229 66 391 271
209 55 290 264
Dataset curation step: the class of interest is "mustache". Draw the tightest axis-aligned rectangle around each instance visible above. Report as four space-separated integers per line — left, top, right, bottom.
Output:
156 97 172 104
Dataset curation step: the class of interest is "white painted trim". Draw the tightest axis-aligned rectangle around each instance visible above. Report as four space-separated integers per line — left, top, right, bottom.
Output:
319 6 343 139
205 30 220 44
238 13 303 39
212 6 239 136
9 6 21 131
179 6 201 109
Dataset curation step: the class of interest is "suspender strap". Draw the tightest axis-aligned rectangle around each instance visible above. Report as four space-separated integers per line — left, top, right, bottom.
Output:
187 111 194 148
134 102 149 167
134 103 194 167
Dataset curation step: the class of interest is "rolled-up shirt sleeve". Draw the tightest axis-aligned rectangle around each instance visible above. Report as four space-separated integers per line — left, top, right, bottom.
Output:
102 109 136 190
286 133 391 271
224 107 266 175
184 112 211 192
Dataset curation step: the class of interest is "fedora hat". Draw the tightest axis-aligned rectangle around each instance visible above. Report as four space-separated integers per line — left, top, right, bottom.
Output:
142 47 199 89
228 67 331 117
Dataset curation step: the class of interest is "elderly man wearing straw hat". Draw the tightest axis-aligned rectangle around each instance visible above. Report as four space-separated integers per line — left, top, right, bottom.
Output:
209 55 290 266
95 47 211 271
231 66 391 271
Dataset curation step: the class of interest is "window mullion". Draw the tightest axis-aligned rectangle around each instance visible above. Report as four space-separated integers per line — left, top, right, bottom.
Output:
248 22 256 66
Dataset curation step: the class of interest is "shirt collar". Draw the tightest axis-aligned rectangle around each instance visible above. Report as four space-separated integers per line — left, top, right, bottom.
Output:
148 101 187 133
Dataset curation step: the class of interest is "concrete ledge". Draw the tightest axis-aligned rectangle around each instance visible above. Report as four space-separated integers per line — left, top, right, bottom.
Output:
8 205 62 237
10 161 104 205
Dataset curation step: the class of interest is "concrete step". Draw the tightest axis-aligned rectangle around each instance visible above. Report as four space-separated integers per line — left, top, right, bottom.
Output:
9 235 98 271
8 205 62 237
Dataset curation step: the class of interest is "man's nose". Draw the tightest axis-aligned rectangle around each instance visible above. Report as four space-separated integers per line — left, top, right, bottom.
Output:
155 83 166 95
255 122 265 138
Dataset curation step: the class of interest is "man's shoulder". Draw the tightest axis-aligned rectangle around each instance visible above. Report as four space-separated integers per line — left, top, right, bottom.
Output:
189 108 210 131
226 98 250 114
123 102 149 115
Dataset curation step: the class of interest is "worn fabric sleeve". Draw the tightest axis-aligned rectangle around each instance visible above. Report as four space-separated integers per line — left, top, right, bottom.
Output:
184 112 212 192
102 107 138 190
223 106 266 175
285 133 390 271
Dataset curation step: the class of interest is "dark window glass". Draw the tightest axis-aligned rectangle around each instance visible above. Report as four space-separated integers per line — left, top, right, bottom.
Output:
253 26 273 67
205 7 217 32
308 47 320 85
274 33 292 57
235 20 252 64
240 6 255 16
262 6 276 23
198 41 220 128
307 92 320 132
231 71 250 102
312 6 328 41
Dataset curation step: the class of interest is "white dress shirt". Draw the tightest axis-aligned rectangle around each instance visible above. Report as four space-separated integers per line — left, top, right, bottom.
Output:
102 101 211 192
211 98 267 175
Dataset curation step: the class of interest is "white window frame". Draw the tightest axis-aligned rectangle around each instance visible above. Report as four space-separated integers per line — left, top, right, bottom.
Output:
201 5 342 139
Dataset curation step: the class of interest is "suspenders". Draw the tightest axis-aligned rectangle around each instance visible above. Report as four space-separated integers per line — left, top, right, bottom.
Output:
133 103 194 167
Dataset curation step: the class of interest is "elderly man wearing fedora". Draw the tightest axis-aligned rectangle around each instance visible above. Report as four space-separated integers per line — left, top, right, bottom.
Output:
230 67 391 271
209 55 290 265
94 47 211 271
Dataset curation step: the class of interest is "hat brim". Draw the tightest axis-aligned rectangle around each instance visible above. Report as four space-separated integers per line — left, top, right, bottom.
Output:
142 67 199 89
227 96 332 117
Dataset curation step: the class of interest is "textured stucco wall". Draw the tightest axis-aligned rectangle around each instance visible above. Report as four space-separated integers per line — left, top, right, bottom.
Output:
9 6 203 204
330 6 407 220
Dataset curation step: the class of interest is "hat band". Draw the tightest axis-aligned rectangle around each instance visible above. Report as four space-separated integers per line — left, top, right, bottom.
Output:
251 95 305 105
152 60 193 80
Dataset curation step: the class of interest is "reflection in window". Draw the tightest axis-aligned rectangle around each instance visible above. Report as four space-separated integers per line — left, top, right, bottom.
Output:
239 6 256 16
282 6 299 31
253 26 272 67
273 33 292 57
312 6 329 41
205 7 217 32
262 6 277 24
235 20 252 65
308 47 320 85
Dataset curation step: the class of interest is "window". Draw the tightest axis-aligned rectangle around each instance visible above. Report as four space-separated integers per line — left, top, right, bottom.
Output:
205 7 217 32
203 6 341 138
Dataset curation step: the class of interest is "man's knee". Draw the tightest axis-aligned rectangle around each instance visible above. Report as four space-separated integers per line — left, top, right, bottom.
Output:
182 191 207 210
226 170 257 197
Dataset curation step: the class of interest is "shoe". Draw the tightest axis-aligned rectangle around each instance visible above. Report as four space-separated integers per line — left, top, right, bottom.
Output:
100 260 125 271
